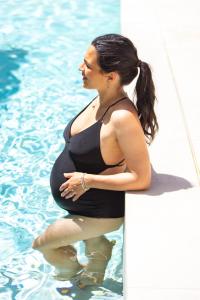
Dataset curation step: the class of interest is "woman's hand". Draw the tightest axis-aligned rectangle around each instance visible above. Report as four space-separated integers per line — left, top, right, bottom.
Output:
59 172 86 202
59 162 126 202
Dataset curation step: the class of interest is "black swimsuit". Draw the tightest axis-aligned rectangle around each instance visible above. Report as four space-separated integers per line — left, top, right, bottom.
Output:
50 95 127 218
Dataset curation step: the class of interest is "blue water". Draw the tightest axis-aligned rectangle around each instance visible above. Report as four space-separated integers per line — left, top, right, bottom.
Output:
0 1 124 299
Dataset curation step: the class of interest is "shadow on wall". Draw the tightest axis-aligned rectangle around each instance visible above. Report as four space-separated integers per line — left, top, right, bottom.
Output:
0 48 28 102
128 166 194 196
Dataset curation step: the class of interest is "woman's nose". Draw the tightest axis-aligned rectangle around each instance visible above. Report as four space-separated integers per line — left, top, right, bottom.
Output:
79 62 84 71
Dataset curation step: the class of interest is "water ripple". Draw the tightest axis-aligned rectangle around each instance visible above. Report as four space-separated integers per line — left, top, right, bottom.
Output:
0 223 34 261
0 0 122 299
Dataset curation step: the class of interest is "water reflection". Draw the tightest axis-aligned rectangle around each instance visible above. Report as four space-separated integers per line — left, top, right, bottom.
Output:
0 48 28 102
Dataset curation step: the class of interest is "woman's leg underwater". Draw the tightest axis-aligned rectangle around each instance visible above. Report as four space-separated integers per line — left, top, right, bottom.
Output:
75 235 117 288
32 214 124 281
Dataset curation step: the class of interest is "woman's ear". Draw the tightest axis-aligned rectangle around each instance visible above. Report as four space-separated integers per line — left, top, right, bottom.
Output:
107 71 118 82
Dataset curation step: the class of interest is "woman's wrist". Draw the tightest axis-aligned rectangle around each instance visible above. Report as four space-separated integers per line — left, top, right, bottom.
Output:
81 173 90 192
83 173 94 190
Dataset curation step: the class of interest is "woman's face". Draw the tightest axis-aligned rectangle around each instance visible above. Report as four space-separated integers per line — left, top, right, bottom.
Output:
79 45 109 90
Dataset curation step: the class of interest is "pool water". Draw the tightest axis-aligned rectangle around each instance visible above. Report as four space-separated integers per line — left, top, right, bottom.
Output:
0 1 124 299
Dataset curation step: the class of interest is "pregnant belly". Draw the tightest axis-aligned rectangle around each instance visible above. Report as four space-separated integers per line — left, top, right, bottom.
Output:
50 146 76 207
50 146 125 216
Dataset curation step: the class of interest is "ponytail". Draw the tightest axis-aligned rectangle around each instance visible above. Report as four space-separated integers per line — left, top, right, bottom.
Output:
135 60 159 144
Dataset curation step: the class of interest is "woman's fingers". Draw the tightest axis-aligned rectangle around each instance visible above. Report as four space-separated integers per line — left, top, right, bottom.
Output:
63 191 81 201
72 195 79 202
60 181 75 192
61 189 74 198
60 187 84 201
59 182 68 192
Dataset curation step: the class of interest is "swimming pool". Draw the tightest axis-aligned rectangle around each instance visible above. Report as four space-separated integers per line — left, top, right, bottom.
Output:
0 1 124 299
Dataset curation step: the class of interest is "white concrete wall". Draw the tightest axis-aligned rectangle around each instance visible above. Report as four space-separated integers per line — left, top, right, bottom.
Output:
121 0 200 299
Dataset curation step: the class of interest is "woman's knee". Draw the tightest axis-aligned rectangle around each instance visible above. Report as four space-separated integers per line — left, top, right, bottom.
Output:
32 218 81 251
32 222 65 251
32 234 51 251
32 236 41 251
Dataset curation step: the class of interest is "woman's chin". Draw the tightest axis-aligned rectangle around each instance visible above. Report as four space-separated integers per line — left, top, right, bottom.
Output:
82 80 87 86
82 83 89 89
82 81 93 89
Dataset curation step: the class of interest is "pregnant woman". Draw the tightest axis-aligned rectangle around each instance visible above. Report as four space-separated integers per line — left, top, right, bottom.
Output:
32 33 158 288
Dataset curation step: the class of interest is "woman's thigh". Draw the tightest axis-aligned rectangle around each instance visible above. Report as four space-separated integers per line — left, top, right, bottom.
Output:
32 214 124 250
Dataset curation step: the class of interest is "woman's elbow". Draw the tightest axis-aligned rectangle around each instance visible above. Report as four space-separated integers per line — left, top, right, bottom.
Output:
142 179 151 190
129 172 151 191
141 171 152 190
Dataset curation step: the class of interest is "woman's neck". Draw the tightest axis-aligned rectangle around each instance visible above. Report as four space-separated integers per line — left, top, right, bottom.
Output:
97 87 127 108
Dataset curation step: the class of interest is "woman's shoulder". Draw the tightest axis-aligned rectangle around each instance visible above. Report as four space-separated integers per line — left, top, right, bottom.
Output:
111 97 140 126
111 97 147 150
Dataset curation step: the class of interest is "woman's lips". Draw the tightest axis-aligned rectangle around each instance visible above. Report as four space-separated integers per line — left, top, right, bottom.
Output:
82 76 87 80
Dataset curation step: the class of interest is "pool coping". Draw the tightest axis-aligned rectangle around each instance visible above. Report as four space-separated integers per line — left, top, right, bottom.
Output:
121 0 200 299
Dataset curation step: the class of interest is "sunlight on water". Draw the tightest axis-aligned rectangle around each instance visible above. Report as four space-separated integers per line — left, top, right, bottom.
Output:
0 1 123 299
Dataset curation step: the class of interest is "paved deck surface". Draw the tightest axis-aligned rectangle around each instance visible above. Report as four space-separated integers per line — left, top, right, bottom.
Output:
122 0 200 299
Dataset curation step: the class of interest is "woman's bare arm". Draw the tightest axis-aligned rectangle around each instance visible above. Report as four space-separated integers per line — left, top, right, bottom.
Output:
85 108 151 191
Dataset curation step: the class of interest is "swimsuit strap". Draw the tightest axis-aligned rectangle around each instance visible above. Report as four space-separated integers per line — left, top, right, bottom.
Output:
108 158 125 167
100 96 128 120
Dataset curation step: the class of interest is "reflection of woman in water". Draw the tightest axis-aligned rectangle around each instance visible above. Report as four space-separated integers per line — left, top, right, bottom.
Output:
32 34 158 288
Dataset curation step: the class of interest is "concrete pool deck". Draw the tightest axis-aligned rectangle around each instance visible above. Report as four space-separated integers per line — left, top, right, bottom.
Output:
121 0 200 299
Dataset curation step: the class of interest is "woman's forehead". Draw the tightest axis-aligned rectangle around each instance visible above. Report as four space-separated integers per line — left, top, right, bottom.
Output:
84 45 98 66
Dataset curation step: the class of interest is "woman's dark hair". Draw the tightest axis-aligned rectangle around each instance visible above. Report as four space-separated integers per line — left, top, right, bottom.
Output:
91 33 159 144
